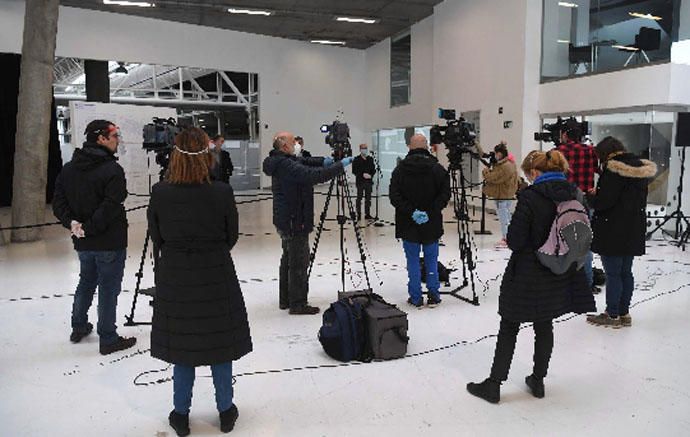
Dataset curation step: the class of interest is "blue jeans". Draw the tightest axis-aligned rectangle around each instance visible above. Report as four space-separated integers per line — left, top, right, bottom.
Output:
403 240 440 303
495 200 513 239
600 255 635 318
72 249 126 346
173 362 234 414
584 251 594 287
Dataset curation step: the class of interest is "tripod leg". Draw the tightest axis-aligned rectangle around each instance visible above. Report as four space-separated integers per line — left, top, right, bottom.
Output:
308 177 336 279
341 173 373 292
126 230 150 326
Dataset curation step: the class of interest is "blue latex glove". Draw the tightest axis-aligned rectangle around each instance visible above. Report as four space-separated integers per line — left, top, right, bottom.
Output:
412 209 429 225
341 157 354 167
418 211 429 224
322 157 334 167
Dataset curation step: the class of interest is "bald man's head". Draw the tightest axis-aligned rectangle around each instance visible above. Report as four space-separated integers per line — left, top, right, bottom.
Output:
273 131 295 154
408 134 428 150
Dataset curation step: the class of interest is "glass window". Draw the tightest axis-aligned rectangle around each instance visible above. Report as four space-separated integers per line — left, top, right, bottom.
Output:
541 0 681 82
390 31 411 107
537 110 673 205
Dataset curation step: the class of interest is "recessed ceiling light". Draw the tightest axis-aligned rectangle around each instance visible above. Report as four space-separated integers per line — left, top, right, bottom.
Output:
228 8 272 16
613 45 639 51
558 2 579 7
103 0 154 6
335 17 378 24
628 12 662 21
311 40 346 46
557 39 570 44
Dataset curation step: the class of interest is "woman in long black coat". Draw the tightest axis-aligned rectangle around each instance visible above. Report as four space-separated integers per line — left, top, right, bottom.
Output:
147 127 252 436
586 136 656 328
467 150 595 404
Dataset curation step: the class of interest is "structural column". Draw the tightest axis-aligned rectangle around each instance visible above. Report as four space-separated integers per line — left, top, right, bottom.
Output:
11 0 60 242
84 60 110 103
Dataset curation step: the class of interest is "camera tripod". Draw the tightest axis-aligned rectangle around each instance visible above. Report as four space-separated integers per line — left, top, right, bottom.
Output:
646 146 690 250
125 153 159 326
443 150 479 305
308 170 374 296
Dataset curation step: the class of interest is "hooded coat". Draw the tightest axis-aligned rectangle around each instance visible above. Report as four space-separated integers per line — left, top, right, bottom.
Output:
52 142 128 251
499 179 596 323
148 181 252 366
482 156 518 200
588 153 657 256
262 150 343 235
389 148 451 244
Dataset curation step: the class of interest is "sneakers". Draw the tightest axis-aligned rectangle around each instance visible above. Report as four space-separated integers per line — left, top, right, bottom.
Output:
407 297 423 309
279 303 289 310
494 238 508 249
591 285 602 295
427 294 442 308
586 313 622 328
466 378 501 404
168 410 190 437
289 305 320 315
620 313 632 327
99 336 137 355
525 374 545 398
70 322 93 343
219 404 239 433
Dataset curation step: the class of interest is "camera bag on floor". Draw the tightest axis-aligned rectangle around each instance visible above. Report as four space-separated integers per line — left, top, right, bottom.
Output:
420 257 454 287
360 293 409 360
318 298 368 362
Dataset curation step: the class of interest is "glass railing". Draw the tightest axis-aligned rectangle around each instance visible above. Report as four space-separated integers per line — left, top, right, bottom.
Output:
541 0 687 81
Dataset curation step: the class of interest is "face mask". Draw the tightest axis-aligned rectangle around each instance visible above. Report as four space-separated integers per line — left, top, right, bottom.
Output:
293 143 302 156
209 142 216 150
360 149 368 156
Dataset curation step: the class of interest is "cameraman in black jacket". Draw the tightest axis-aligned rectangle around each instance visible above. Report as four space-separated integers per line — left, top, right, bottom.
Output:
352 143 376 220
263 131 353 315
52 119 136 355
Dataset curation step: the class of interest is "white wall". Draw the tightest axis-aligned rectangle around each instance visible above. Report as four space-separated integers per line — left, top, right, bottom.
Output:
0 0 367 188
364 16 434 132
433 0 531 160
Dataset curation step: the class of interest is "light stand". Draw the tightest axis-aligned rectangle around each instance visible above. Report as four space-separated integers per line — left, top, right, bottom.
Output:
646 146 690 250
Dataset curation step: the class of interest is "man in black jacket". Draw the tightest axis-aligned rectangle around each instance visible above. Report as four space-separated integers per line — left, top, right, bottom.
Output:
209 135 234 183
352 143 376 220
52 119 136 355
263 131 353 314
389 134 451 308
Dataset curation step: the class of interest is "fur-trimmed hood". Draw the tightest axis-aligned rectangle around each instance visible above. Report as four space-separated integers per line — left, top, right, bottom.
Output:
606 154 657 179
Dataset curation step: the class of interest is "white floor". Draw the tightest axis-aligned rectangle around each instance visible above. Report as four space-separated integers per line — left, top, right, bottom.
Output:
1 192 690 437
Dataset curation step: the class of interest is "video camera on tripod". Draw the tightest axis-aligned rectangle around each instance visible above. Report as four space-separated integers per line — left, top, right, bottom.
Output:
321 120 352 160
534 116 589 144
143 117 181 174
430 108 478 170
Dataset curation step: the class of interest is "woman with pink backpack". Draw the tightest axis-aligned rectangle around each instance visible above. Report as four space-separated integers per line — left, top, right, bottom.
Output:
467 150 595 404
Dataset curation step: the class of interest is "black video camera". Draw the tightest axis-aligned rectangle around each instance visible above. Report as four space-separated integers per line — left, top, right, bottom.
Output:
320 120 352 160
430 108 477 169
430 108 477 150
534 116 588 144
143 117 180 176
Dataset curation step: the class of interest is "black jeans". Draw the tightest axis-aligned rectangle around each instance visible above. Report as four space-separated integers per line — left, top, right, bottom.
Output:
356 181 373 217
489 318 554 381
279 232 310 309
